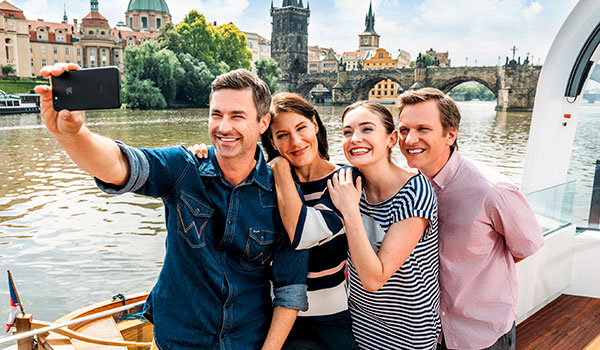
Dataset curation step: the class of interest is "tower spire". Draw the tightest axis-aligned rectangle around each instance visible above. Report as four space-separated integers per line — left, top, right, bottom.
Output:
63 3 68 23
90 0 98 13
363 0 377 35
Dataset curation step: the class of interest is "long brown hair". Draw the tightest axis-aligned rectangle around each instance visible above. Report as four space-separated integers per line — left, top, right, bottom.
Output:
261 92 329 162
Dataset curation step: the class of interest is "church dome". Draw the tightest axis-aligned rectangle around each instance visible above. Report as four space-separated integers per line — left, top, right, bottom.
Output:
126 0 170 14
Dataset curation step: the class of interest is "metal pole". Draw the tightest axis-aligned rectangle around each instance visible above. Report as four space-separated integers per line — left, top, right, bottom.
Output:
0 300 145 345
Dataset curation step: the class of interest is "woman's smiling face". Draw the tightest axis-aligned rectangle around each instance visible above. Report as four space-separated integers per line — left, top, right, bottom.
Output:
270 111 320 168
341 106 397 169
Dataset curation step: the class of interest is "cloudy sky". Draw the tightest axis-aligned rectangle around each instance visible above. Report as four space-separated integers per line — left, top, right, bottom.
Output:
11 0 578 66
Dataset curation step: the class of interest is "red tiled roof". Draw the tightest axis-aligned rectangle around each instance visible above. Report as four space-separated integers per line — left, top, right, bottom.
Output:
82 11 108 22
0 0 22 12
342 51 369 59
28 20 75 32
0 0 25 19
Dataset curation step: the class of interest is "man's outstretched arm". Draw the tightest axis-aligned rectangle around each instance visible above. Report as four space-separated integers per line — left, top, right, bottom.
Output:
35 63 129 186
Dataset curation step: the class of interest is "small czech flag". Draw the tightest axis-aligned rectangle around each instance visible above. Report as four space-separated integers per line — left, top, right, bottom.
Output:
5 274 19 333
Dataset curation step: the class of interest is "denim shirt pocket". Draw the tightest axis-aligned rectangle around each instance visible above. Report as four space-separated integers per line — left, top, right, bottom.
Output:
177 191 214 248
240 227 282 271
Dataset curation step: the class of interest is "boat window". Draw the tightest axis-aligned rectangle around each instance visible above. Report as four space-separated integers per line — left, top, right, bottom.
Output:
566 22 600 98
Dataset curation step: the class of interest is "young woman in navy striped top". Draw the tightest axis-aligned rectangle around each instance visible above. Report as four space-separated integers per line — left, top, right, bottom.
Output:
327 101 441 350
261 92 358 350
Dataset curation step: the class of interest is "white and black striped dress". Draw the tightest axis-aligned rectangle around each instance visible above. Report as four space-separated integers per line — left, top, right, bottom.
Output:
348 173 441 350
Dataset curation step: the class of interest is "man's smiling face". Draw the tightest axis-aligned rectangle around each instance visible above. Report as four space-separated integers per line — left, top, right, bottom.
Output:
398 99 456 179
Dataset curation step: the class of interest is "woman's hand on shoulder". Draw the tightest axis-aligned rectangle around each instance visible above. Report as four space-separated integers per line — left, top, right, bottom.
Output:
268 156 291 174
327 167 362 216
188 143 209 158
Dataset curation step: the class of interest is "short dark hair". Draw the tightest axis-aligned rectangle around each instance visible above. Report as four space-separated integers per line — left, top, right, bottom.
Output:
209 69 271 120
397 87 461 149
261 92 329 162
341 101 396 159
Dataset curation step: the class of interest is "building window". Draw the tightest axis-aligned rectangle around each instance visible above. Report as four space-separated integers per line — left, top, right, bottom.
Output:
100 31 105 35
54 59 58 64
363 39 368 45
54 46 58 54
65 47 69 55
157 18 161 28
42 58 46 66
77 48 81 55
141 17 148 28
379 52 383 58
88 30 94 35
30 58 34 66
41 46 46 54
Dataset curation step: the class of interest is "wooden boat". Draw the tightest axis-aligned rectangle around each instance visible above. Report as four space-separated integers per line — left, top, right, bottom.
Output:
4 291 153 350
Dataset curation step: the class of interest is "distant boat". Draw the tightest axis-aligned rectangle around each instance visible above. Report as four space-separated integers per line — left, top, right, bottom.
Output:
0 90 40 115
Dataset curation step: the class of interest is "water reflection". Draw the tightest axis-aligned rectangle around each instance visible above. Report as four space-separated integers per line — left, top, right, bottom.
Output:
0 101 597 336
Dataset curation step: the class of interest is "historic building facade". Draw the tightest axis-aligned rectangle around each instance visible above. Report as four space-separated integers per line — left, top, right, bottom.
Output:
125 0 171 33
0 1 32 77
1 0 170 78
364 48 399 102
270 0 310 90
243 31 271 74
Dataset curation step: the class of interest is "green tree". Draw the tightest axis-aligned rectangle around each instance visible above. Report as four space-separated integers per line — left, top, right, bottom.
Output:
213 23 252 70
1 65 15 78
255 58 282 93
176 53 215 106
123 41 183 106
156 22 181 53
123 79 167 109
176 10 216 65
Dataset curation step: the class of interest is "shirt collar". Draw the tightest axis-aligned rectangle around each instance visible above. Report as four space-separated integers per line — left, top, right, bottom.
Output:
431 149 462 191
197 146 272 191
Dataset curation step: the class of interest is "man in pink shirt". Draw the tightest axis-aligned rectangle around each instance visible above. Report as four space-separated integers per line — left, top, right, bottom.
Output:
396 87 544 350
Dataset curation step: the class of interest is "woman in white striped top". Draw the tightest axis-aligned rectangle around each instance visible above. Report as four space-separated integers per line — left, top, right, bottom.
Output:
327 101 441 350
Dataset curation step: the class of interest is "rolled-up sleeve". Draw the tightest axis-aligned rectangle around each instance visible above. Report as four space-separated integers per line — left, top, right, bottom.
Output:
271 239 309 311
95 141 150 195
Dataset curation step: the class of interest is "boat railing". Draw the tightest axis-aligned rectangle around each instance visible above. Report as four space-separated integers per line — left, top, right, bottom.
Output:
525 180 577 235
0 300 149 349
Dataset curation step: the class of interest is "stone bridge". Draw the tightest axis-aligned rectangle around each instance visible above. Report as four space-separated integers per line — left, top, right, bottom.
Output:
287 65 542 111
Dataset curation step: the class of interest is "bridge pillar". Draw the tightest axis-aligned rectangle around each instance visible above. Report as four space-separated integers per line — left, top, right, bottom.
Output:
496 65 542 111
332 71 354 105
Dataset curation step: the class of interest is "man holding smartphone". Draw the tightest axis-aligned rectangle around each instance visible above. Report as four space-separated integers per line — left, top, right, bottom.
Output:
35 64 308 350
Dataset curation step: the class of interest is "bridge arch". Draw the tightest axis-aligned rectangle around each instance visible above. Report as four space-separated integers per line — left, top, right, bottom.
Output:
435 76 498 98
295 80 334 102
353 74 406 101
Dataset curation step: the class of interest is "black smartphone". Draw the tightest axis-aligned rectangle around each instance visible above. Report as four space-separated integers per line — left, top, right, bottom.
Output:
51 66 121 111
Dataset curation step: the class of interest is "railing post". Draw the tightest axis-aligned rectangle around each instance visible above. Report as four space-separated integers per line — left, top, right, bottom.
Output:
589 159 600 228
15 314 34 350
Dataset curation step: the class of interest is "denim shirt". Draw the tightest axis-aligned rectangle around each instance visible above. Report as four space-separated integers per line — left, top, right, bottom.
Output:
96 142 309 350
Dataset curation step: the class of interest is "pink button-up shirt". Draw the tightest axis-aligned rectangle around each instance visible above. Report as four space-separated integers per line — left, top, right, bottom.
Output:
431 151 544 350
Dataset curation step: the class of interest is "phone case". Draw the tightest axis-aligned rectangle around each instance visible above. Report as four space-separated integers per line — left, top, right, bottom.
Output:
52 67 122 111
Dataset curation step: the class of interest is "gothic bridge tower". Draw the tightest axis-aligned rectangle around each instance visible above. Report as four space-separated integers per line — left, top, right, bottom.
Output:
270 0 310 91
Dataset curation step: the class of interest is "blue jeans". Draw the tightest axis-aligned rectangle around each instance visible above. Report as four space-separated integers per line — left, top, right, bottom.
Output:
437 322 516 350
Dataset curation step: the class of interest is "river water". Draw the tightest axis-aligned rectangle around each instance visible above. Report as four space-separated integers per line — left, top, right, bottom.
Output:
0 101 598 341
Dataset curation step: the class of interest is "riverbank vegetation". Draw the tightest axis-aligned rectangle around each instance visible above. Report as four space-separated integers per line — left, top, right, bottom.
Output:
449 82 496 101
123 11 280 109
0 79 48 94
